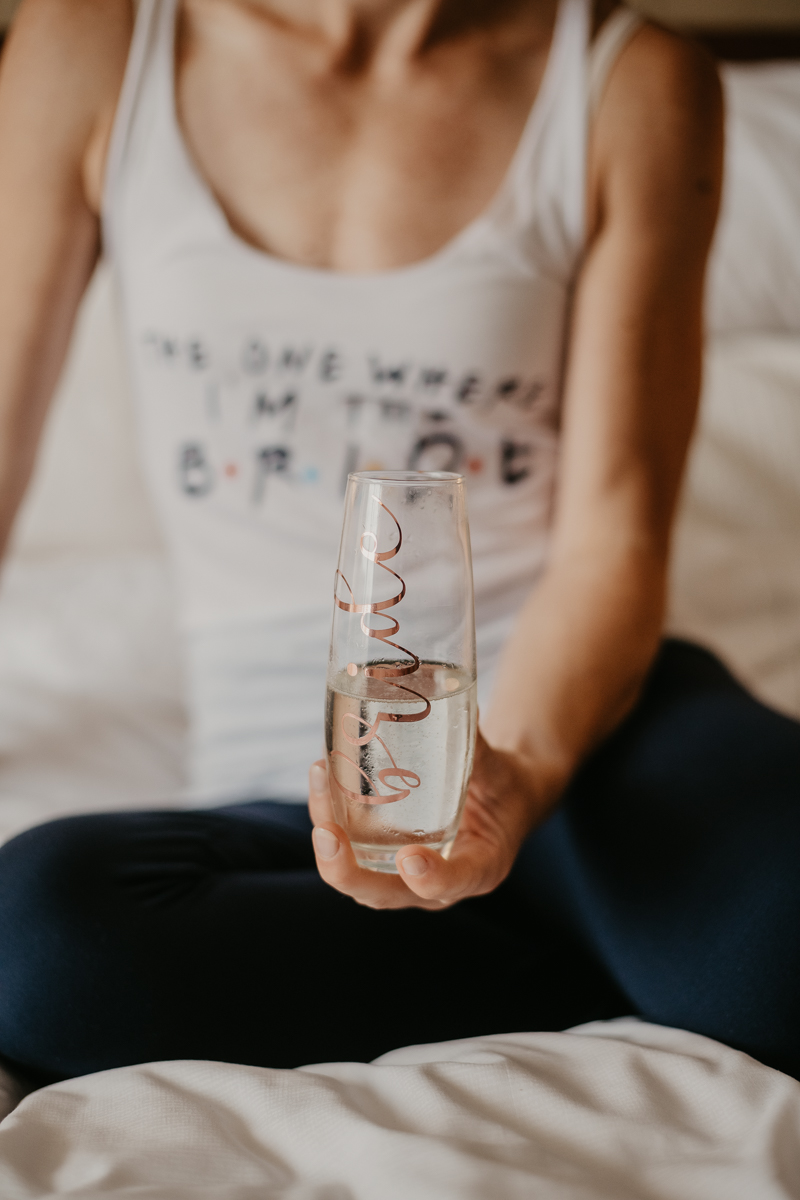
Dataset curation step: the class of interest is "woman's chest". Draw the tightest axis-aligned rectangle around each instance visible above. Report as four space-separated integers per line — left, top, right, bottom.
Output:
174 5 551 271
127 249 569 531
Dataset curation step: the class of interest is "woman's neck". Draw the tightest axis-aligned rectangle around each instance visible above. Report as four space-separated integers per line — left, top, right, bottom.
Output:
230 0 539 61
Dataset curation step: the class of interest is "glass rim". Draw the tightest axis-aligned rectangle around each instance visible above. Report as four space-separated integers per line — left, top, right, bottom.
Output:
347 470 465 486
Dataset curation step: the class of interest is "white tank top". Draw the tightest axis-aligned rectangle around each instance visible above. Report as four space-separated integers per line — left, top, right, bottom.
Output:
104 0 642 801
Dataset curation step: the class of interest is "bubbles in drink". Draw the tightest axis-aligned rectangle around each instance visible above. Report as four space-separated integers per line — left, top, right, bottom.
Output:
325 661 477 872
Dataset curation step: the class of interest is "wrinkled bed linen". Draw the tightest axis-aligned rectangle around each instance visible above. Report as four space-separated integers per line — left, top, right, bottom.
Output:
0 1020 798 1199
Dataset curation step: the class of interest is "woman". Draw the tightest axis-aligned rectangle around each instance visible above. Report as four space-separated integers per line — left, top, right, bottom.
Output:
0 0 796 1086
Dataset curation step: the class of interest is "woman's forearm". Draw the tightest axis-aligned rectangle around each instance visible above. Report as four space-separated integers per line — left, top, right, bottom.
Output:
481 30 724 815
481 541 667 806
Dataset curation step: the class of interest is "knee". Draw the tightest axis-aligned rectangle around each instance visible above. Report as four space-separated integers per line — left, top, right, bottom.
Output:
0 814 139 1078
0 813 122 929
568 650 800 836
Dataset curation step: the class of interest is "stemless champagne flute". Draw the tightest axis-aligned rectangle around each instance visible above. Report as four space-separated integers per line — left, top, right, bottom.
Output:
325 471 477 873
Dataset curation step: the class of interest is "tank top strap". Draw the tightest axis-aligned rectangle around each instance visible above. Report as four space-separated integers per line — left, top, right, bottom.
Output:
588 6 646 117
496 0 590 275
102 0 172 256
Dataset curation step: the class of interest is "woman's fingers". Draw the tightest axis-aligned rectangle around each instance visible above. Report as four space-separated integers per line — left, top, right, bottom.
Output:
307 758 507 910
396 834 499 905
308 760 335 826
308 761 444 909
314 826 502 910
311 819 421 908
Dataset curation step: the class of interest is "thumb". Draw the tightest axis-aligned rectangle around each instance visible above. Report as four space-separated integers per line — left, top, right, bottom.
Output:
308 760 335 825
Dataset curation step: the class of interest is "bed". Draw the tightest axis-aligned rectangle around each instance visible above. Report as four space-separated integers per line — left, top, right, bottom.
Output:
0 43 798 1200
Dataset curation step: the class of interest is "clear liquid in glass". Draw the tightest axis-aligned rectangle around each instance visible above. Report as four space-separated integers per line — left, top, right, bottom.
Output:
325 660 477 872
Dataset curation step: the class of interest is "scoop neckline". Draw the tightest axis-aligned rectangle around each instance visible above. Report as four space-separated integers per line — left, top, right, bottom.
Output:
164 0 571 286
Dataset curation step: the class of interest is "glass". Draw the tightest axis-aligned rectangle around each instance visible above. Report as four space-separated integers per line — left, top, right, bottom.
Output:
325 471 477 872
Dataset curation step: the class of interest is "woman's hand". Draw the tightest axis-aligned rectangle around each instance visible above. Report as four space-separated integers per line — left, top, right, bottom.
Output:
308 731 560 910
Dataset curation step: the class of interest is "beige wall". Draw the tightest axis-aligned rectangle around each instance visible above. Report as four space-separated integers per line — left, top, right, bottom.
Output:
1 0 799 31
630 0 800 27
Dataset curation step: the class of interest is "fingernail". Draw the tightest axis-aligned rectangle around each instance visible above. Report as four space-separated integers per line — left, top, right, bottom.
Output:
401 855 428 877
313 828 339 860
310 765 328 794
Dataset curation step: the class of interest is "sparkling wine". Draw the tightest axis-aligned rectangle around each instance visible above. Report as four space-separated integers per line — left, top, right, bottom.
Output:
326 661 477 872
327 470 476 872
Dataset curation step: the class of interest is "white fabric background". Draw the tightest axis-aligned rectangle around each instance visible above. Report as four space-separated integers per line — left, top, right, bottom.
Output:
668 333 800 716
706 64 800 337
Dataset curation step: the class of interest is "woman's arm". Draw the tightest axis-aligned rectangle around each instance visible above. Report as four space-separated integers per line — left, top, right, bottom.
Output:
310 23 724 908
483 23 723 787
0 0 129 555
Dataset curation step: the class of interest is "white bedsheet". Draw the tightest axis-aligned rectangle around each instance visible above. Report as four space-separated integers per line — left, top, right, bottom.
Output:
0 1020 798 1199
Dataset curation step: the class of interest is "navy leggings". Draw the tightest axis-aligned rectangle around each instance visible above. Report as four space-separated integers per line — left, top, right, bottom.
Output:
0 640 798 1086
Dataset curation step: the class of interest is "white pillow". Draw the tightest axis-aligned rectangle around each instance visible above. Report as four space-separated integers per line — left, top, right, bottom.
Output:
668 333 800 720
706 63 800 336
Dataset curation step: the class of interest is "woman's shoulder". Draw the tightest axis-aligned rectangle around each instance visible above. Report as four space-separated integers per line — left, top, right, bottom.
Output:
617 16 721 108
591 16 723 237
0 0 134 212
603 12 722 135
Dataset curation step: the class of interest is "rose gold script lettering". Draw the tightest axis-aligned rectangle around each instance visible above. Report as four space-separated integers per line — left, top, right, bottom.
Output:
330 498 430 805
